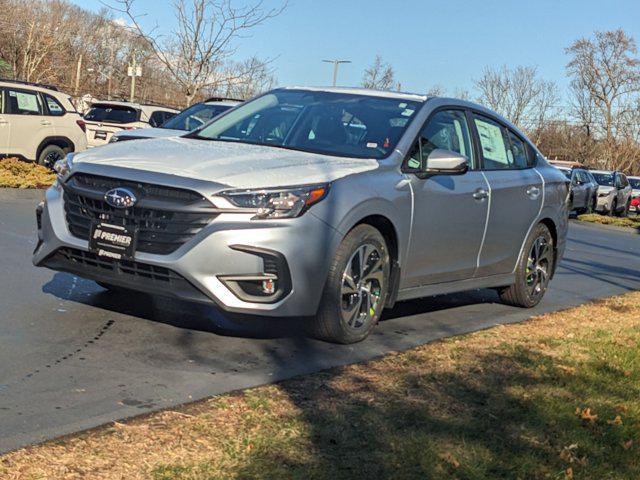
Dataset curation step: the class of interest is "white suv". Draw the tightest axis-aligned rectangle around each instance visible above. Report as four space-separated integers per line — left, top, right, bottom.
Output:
0 79 88 166
83 101 179 147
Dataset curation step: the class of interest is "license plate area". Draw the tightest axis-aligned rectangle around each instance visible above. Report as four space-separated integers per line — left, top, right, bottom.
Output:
89 222 137 260
94 131 108 140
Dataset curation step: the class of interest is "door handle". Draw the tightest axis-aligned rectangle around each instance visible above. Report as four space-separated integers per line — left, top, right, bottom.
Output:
40 120 51 126
473 188 489 200
0 118 7 126
526 186 541 199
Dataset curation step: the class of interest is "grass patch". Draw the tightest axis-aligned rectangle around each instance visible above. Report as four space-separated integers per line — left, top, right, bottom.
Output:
3 293 640 479
577 213 640 230
0 157 56 189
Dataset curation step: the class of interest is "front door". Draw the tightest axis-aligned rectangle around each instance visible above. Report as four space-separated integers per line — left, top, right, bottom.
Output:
5 87 50 160
402 109 490 288
472 114 543 277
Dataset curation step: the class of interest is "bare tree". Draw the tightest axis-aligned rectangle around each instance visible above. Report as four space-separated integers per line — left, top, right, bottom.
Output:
425 84 445 97
566 29 640 143
220 56 276 99
361 55 395 90
474 65 558 133
109 0 285 106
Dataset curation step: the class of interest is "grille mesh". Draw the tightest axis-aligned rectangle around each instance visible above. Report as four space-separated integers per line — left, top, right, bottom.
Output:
63 173 217 255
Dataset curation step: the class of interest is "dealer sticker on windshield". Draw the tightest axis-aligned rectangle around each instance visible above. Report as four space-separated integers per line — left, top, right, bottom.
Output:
89 222 137 260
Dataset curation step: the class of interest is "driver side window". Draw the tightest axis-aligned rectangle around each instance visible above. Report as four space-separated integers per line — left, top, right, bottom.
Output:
408 110 474 170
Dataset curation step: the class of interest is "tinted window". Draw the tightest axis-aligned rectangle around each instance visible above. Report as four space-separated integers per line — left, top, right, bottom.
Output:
163 103 233 131
44 94 65 116
407 109 474 169
85 105 139 124
629 178 640 189
558 168 572 180
592 172 614 186
6 89 43 115
474 115 512 169
195 90 421 159
619 174 629 187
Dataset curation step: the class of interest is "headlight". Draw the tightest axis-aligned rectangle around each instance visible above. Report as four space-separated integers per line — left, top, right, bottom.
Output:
53 153 74 179
219 184 329 219
598 191 611 197
109 136 120 143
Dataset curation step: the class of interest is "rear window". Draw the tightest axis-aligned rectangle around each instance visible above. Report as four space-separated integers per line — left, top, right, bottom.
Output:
85 105 139 124
629 178 640 189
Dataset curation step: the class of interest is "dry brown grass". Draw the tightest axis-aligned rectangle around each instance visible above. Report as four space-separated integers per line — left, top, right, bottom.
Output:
0 157 56 189
2 293 640 479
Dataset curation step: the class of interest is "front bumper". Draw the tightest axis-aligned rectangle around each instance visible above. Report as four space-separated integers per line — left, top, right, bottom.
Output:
596 195 612 212
33 184 341 317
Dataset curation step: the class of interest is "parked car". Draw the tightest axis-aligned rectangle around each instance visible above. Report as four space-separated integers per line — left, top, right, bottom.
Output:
0 79 87 166
109 98 241 143
555 166 598 214
629 176 640 214
83 101 179 147
591 170 633 216
34 87 569 344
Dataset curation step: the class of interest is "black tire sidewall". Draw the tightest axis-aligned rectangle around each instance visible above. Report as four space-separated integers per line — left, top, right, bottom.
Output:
315 225 390 344
513 223 554 308
38 145 65 167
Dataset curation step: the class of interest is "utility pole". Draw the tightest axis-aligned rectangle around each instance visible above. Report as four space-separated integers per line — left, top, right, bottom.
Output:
322 59 351 86
128 51 141 102
74 54 83 95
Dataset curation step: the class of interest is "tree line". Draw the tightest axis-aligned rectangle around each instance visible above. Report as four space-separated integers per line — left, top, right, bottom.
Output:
362 29 640 174
0 0 279 108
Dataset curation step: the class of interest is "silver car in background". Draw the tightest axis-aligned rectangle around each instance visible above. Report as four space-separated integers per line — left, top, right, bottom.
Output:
591 170 633 216
34 87 569 344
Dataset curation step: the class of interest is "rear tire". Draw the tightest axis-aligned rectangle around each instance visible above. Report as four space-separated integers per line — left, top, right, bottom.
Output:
608 199 617 217
498 223 554 308
620 200 630 218
38 144 65 168
311 224 390 344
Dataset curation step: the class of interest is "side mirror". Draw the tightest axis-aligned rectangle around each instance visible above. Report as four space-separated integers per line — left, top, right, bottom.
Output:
423 149 469 176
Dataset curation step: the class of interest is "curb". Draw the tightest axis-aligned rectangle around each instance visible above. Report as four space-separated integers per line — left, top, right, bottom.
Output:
570 218 640 235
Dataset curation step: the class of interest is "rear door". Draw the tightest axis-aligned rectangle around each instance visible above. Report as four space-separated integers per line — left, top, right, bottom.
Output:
571 169 587 209
4 87 49 160
473 114 543 277
0 88 9 153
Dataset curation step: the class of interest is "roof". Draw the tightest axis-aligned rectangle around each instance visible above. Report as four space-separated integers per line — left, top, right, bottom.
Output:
283 86 428 102
90 100 179 112
0 78 59 92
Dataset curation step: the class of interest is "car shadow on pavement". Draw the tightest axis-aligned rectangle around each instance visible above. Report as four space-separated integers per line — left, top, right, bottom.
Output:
42 272 500 341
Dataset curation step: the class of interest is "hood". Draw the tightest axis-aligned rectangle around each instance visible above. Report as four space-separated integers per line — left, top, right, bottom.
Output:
597 185 615 195
73 137 379 189
114 127 185 140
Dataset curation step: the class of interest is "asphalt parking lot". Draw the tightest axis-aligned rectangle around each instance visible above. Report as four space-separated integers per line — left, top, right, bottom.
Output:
1 189 639 454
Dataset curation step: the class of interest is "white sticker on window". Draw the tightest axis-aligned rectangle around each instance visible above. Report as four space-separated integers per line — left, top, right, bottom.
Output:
15 92 39 113
366 142 378 148
401 109 414 117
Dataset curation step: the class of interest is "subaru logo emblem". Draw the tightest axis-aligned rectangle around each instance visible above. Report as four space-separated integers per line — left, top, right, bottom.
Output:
104 188 137 209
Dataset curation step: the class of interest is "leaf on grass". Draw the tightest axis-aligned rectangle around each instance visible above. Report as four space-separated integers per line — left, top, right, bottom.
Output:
565 467 574 479
575 407 598 423
615 405 629 414
559 444 579 463
607 415 623 425
622 439 634 450
623 370 632 377
439 452 460 468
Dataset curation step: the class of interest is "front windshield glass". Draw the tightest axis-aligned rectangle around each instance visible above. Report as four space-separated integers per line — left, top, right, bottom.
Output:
162 103 233 131
629 178 640 189
591 172 614 186
192 89 422 159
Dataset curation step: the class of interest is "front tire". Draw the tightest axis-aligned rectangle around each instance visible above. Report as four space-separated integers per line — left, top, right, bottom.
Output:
498 223 554 308
311 224 390 344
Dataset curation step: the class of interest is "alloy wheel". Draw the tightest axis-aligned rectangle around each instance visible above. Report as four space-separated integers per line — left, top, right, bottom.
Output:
526 236 552 297
340 243 385 329
45 150 63 168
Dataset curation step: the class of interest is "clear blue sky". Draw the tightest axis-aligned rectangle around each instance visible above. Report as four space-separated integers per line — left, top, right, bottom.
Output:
72 0 639 103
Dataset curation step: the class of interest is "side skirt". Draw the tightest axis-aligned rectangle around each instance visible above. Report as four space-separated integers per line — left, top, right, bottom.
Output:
396 273 515 302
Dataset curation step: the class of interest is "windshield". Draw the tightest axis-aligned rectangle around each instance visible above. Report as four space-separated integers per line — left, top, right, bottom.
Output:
192 89 422 159
591 172 614 186
629 178 640 189
85 105 138 124
557 168 571 180
162 103 234 131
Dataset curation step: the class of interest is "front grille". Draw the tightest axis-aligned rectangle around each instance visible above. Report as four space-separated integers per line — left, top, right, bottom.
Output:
63 173 218 255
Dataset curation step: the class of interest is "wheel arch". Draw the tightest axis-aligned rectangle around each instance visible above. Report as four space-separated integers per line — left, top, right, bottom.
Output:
351 214 401 308
36 136 76 161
